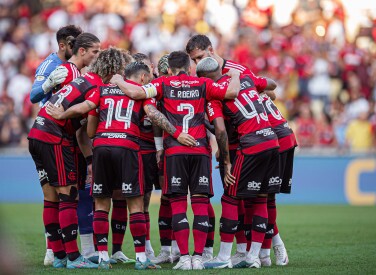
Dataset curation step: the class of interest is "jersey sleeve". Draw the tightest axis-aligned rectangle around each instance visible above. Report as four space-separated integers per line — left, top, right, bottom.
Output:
88 108 99 117
85 88 100 106
143 77 164 100
245 73 267 91
143 97 157 108
205 78 229 101
206 100 224 123
30 59 60 103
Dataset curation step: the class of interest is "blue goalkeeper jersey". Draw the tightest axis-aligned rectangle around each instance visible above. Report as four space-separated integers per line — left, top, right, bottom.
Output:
30 53 63 105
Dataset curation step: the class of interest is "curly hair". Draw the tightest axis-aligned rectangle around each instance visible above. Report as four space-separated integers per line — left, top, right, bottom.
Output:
122 50 134 66
88 47 125 79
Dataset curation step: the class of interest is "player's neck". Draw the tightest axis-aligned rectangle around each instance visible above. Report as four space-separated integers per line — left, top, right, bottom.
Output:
57 51 67 62
68 55 84 70
214 54 224 68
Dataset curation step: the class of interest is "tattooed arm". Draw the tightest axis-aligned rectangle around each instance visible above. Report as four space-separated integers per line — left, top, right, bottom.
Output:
213 117 235 186
144 104 197 147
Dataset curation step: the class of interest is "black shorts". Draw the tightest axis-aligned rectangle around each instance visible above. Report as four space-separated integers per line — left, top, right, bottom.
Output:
163 154 213 197
74 147 87 190
141 151 160 193
228 149 280 198
219 149 237 186
279 147 295 193
92 146 143 198
29 139 77 187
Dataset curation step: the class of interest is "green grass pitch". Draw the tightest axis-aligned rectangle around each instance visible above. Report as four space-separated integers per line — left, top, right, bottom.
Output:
1 204 375 274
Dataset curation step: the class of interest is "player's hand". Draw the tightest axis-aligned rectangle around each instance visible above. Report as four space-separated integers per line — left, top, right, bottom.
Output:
156 149 164 165
226 68 240 78
42 66 68 93
177 132 197 147
110 74 123 85
46 102 64 119
224 163 236 187
86 164 93 183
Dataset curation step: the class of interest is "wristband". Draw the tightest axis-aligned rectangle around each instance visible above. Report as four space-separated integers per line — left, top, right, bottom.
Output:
172 129 181 139
154 137 163 151
85 155 93 165
142 83 158 98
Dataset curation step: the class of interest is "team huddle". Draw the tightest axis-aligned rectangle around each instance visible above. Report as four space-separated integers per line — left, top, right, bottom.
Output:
28 25 297 270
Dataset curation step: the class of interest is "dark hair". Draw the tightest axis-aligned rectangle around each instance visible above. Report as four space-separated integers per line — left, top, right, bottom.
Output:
56 25 82 43
88 47 125 79
168 51 190 73
124 62 150 79
68 33 100 54
186 34 212 54
122 50 134 65
132 53 149 62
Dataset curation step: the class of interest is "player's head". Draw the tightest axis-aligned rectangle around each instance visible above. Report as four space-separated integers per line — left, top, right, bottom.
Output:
88 47 125 82
122 50 134 66
186 34 214 65
124 62 152 85
69 33 101 67
157 54 169 76
132 52 155 78
196 57 221 80
167 51 191 75
56 25 83 60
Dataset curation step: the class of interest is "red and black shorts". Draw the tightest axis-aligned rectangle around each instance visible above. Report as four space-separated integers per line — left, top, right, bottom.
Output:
74 146 88 190
163 154 213 197
227 149 280 198
141 151 160 193
279 147 295 194
29 139 77 187
92 146 144 198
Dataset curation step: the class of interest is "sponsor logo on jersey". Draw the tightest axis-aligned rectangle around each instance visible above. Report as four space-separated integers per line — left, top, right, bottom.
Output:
199 176 209 186
73 77 85 85
171 176 181 186
122 182 132 193
101 133 127 139
269 176 281 186
36 75 45 81
170 80 181 88
92 183 102 193
247 181 261 191
207 102 214 117
36 116 45 126
256 128 274 137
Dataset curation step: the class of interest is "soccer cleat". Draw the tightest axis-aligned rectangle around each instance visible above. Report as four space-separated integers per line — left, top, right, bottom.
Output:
88 254 117 265
173 255 192 270
260 255 272 267
203 256 233 269
202 251 213 263
44 249 54 266
170 252 180 263
274 244 289 266
152 250 172 264
191 255 204 270
98 259 112 270
134 258 161 270
231 251 247 268
246 256 261 268
53 256 67 268
111 251 136 264
66 255 99 269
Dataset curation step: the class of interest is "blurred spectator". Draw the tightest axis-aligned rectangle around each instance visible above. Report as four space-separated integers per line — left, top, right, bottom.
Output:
0 0 374 154
345 111 374 153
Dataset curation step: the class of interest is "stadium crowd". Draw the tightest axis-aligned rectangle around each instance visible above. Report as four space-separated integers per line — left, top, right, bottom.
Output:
0 0 375 153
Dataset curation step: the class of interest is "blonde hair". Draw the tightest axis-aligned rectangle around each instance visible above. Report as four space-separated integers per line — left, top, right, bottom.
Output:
88 47 125 79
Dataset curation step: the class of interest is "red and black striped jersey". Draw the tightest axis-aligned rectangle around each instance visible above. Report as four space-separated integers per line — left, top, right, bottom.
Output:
28 72 102 145
90 80 155 150
146 72 229 156
218 75 279 155
261 94 297 152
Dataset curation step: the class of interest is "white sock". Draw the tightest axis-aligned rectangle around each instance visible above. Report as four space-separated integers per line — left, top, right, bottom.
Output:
236 243 247 253
171 240 180 255
204 246 213 255
161 246 171 253
217 242 233 261
272 233 284 247
248 242 262 259
99 251 109 262
136 252 147 262
80 233 95 257
260 248 271 258
145 240 154 253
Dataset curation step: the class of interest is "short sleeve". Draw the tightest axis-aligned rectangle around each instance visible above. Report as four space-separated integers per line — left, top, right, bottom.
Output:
146 77 164 100
205 78 229 101
88 108 99 117
207 100 224 123
245 73 267 91
85 88 100 106
143 97 157 108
